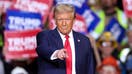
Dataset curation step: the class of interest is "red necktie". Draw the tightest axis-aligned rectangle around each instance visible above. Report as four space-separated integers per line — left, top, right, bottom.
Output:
64 35 72 74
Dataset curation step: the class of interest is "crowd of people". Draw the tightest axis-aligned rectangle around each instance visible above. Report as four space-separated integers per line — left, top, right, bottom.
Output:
0 0 132 74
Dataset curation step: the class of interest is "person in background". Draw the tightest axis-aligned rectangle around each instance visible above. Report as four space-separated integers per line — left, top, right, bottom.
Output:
11 66 28 74
88 0 128 48
36 4 95 74
9 58 38 74
97 56 121 74
96 32 118 60
97 32 125 74
0 12 5 74
0 13 5 59
0 13 14 74
119 25 132 74
88 0 102 15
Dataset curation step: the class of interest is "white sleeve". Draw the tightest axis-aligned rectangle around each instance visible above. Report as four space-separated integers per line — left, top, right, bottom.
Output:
50 50 59 60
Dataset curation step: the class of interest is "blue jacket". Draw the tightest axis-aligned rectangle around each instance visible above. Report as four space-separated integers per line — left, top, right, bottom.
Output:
36 28 96 74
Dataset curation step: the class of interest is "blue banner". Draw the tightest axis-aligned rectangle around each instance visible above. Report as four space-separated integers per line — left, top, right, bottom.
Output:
105 17 126 43
6 9 42 31
54 0 100 33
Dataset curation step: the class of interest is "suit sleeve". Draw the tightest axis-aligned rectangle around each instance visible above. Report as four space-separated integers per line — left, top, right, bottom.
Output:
36 31 57 61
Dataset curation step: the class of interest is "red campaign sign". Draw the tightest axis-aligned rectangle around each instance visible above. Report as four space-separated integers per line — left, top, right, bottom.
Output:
11 0 53 23
73 14 87 34
48 11 87 34
0 0 12 13
123 0 132 17
4 29 41 60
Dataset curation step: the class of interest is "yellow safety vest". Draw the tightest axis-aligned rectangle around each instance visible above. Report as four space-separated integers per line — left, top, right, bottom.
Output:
119 48 131 63
90 7 128 45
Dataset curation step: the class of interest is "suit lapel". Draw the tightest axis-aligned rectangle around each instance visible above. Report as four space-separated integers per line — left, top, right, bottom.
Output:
73 31 81 71
73 31 81 52
73 31 79 52
52 28 63 49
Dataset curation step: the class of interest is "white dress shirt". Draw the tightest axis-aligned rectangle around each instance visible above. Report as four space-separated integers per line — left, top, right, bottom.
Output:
51 30 76 74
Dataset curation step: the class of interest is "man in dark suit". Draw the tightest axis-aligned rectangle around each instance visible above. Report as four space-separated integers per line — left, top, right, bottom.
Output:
36 4 95 74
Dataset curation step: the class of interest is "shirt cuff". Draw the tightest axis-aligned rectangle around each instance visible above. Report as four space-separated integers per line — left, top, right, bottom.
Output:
50 50 59 60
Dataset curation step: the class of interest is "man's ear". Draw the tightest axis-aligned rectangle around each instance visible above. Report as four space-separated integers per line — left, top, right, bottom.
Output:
52 7 56 19
74 13 76 19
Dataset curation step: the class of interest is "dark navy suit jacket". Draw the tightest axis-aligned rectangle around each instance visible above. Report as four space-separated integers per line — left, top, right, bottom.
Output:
36 28 96 74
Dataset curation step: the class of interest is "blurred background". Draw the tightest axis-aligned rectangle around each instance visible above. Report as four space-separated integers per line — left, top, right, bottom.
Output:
0 0 132 74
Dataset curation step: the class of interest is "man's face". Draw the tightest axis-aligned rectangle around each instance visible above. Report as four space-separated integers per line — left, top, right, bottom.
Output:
128 31 132 48
101 0 116 8
100 41 114 56
100 65 117 74
55 12 74 35
100 0 117 14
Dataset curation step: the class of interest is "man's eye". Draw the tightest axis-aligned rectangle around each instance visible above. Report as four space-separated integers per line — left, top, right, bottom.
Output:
57 19 63 21
57 19 72 21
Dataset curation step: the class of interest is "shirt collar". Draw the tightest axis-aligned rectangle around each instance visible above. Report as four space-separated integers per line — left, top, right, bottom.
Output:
57 29 73 39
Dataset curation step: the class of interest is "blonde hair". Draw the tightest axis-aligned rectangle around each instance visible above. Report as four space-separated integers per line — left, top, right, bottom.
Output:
54 4 75 18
